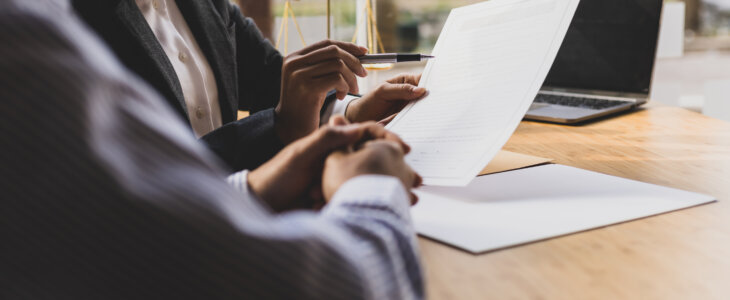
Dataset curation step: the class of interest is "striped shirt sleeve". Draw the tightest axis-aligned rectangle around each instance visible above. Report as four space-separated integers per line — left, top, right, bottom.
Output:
0 1 423 299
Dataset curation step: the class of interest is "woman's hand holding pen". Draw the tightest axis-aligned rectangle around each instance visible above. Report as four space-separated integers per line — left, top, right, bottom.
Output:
276 40 369 145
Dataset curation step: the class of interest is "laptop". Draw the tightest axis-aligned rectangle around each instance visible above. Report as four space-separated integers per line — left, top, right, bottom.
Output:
525 0 664 124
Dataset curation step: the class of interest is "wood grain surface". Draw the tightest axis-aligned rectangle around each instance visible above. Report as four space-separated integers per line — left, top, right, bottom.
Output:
419 106 730 299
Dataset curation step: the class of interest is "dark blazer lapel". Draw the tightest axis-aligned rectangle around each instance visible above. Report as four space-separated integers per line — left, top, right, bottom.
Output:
114 0 189 117
175 0 238 124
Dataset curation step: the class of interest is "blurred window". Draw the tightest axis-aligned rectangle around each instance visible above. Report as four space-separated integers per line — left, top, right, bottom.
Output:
258 1 730 52
269 0 485 54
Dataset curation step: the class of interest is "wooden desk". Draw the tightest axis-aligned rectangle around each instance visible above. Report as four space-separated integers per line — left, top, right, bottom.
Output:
421 106 730 299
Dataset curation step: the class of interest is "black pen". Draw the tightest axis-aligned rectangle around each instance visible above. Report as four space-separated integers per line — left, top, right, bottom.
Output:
359 53 435 64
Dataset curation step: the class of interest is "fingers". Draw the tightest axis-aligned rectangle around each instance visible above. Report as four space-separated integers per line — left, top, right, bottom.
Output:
375 83 427 102
360 141 420 206
362 139 406 157
403 161 421 206
289 43 367 77
310 45 367 76
378 113 398 126
312 73 351 100
296 118 410 167
409 175 421 205
298 126 360 162
289 49 364 97
410 192 419 206
307 121 410 162
297 39 368 57
387 73 422 86
328 115 350 127
299 59 359 95
414 172 423 187
280 40 368 113
354 122 410 154
304 122 389 160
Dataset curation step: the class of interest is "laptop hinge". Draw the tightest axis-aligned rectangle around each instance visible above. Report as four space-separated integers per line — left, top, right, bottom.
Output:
538 90 639 103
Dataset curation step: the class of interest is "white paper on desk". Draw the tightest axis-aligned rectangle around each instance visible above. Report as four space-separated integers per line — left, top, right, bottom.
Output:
386 0 580 186
412 164 716 253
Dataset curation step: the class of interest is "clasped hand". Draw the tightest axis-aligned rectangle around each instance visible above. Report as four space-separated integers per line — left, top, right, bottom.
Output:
248 116 421 212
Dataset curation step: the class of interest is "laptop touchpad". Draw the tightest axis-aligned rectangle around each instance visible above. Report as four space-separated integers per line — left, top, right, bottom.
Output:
529 102 550 110
527 105 598 120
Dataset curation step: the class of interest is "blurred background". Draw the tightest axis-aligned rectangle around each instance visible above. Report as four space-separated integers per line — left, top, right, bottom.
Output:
234 0 730 122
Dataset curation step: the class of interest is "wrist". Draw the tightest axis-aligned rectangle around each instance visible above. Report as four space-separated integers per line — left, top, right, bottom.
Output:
273 105 294 144
343 97 361 123
246 169 267 204
274 105 308 144
247 167 288 212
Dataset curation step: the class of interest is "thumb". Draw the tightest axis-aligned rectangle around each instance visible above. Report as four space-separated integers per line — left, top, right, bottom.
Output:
378 113 398 126
387 73 421 85
328 115 350 127
299 124 363 161
377 83 427 101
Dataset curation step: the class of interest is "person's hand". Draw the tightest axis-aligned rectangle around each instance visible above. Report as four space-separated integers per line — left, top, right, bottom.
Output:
345 73 426 125
248 116 409 212
322 126 423 204
276 40 369 145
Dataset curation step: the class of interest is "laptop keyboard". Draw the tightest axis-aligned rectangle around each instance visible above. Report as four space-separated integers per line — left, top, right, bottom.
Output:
534 93 631 110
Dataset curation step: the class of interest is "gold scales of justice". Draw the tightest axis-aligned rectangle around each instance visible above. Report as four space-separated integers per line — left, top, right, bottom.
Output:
275 0 394 71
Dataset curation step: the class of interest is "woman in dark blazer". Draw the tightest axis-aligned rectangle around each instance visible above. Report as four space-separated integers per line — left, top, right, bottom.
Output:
71 0 425 172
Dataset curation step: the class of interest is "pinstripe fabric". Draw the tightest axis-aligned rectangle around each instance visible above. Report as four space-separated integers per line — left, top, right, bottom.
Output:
0 1 424 299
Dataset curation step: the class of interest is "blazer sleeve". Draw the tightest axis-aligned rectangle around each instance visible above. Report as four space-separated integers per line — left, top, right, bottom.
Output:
201 108 283 172
230 4 283 114
197 4 285 172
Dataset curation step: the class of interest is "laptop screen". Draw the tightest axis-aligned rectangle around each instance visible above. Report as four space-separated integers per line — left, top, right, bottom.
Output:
543 0 663 95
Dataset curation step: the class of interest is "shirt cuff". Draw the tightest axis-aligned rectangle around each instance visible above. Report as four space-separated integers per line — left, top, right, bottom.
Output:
227 170 270 211
323 175 413 223
332 95 357 116
320 95 359 126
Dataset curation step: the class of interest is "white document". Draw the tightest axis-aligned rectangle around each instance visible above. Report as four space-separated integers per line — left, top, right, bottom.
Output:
386 0 580 186
412 164 716 253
